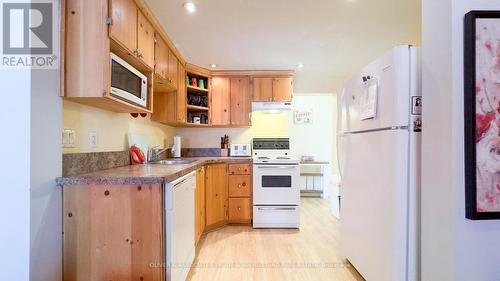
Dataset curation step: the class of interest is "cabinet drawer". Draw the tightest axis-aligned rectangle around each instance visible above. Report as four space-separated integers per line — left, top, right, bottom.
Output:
228 198 252 222
228 163 251 175
228 175 251 197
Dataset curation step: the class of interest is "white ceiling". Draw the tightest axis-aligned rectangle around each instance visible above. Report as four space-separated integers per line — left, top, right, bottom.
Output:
145 0 421 93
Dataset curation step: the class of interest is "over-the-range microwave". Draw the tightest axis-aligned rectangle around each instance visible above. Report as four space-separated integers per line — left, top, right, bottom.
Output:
110 52 148 108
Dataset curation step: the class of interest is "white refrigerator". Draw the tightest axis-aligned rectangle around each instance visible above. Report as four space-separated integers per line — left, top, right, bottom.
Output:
338 45 421 281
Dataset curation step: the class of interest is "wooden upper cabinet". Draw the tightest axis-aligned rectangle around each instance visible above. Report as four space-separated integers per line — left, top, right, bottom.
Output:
176 62 186 123
210 77 231 126
272 77 293 102
137 11 155 69
168 49 178 87
205 164 228 228
65 0 109 98
252 77 273 102
230 77 251 126
109 0 137 53
154 35 169 80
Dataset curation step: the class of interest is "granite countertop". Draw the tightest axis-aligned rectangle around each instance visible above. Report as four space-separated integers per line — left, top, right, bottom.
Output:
56 157 252 186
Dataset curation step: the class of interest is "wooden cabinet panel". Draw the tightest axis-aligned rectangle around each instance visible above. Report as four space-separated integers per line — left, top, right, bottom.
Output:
228 198 252 222
210 77 231 126
228 175 251 197
109 0 137 53
272 77 293 102
176 62 187 123
252 77 273 102
65 0 109 98
154 35 168 80
63 184 163 281
230 77 251 126
228 163 251 175
195 167 206 245
137 11 155 69
205 164 228 228
168 49 178 87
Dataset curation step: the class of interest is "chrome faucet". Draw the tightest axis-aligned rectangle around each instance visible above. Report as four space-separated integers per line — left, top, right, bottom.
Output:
148 145 176 163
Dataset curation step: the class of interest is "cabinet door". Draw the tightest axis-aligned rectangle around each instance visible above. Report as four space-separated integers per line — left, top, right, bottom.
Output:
230 77 251 126
228 198 252 222
168 49 178 87
137 11 155 69
109 0 137 53
228 175 251 197
176 62 187 123
205 164 228 228
154 35 168 80
210 77 231 126
195 167 206 245
252 77 273 102
272 77 294 102
65 0 109 98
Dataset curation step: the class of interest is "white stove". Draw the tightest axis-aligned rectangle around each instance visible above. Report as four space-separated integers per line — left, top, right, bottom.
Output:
252 138 300 229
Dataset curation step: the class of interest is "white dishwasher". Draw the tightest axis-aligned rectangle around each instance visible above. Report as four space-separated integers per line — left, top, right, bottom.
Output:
165 171 196 281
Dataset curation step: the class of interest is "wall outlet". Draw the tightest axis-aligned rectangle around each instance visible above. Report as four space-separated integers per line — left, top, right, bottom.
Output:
62 129 76 148
89 132 98 148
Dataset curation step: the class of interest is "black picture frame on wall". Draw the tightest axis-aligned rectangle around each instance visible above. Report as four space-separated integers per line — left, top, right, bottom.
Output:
464 11 500 220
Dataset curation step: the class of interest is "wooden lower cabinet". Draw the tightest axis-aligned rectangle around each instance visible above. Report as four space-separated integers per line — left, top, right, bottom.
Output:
63 184 163 281
195 166 206 245
228 198 252 223
227 162 253 224
204 163 228 229
228 175 251 197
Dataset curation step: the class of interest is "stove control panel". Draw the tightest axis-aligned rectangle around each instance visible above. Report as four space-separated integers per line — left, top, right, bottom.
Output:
252 138 290 150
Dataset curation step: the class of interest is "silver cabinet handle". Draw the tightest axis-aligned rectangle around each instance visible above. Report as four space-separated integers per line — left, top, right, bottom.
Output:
258 207 296 211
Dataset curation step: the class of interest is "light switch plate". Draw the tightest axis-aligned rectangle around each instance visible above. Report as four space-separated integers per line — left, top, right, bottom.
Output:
62 129 76 148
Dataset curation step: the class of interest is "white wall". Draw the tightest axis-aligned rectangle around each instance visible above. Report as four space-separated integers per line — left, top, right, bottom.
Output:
30 68 62 281
422 1 500 280
0 54 31 281
0 1 31 279
289 94 336 167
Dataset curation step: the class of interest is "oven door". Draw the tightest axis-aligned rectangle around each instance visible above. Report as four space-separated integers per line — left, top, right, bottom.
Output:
253 163 300 205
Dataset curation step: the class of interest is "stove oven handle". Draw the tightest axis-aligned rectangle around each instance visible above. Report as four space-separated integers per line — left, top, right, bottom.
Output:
256 166 297 169
257 207 296 211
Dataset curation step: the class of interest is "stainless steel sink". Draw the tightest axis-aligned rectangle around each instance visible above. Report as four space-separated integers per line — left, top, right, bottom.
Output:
151 159 196 165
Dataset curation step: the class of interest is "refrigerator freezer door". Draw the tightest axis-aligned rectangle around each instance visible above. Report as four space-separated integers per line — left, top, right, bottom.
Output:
340 46 412 133
340 129 409 281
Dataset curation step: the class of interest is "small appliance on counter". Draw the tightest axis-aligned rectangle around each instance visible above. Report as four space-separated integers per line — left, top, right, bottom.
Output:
173 136 182 158
230 144 251 157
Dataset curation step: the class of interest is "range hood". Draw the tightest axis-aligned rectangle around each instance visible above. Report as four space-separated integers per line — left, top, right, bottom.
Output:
252 101 292 112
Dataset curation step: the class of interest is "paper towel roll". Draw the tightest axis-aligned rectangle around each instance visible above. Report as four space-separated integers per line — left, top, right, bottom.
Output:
173 136 181 158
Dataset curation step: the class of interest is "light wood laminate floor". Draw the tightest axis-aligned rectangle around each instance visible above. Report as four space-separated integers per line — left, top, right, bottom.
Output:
188 198 365 281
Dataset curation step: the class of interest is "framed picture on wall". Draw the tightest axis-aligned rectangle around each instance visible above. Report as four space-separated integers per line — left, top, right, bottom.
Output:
464 11 500 220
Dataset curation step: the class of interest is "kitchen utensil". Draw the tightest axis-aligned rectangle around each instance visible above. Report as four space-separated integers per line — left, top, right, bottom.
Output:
193 117 201 124
191 78 197 87
198 79 205 89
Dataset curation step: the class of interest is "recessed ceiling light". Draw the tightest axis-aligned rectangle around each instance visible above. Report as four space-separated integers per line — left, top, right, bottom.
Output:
210 64 217 68
183 2 196 13
297 63 304 69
